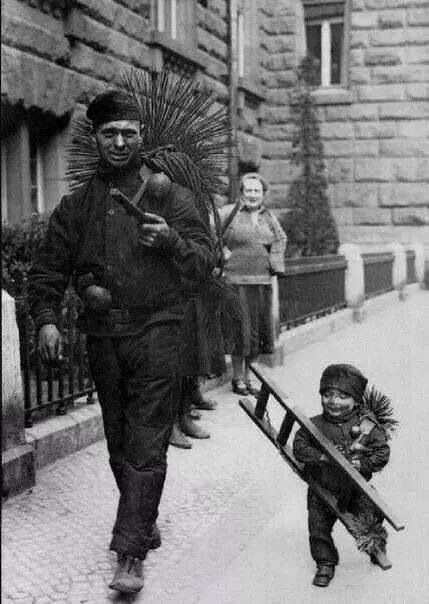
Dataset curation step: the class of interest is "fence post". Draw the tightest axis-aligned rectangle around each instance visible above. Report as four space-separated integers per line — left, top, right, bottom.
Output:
338 243 365 322
1 290 35 497
259 276 284 368
388 242 407 300
411 242 425 288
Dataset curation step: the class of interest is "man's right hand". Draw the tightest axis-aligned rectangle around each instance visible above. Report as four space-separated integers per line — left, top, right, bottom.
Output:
38 324 63 366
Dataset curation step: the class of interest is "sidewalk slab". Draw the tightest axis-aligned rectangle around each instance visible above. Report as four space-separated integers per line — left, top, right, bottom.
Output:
1 290 428 603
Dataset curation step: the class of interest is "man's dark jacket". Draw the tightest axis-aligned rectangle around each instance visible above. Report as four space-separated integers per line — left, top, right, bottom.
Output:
28 167 215 335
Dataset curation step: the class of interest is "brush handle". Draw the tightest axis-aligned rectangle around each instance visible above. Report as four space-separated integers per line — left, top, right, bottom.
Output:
109 188 159 224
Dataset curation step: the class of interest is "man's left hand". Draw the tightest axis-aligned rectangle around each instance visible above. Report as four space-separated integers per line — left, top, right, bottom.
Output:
139 213 170 248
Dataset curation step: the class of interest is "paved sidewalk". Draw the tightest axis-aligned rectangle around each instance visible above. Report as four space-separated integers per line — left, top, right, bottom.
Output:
2 290 428 604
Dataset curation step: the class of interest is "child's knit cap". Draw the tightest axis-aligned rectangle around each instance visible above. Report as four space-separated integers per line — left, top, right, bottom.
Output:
319 364 368 402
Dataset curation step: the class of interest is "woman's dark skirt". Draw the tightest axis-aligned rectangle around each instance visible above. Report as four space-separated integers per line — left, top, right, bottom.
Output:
225 284 274 359
179 294 226 378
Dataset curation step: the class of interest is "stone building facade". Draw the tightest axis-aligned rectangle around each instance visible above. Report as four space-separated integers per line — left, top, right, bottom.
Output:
1 0 428 250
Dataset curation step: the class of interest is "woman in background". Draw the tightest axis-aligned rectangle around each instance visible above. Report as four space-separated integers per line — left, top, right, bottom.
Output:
220 173 287 396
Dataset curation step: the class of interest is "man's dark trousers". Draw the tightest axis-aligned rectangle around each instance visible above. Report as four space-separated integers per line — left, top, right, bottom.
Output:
87 321 181 560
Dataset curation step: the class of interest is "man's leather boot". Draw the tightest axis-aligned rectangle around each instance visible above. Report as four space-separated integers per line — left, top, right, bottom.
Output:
169 421 192 449
109 554 144 594
189 377 217 410
312 564 335 587
180 407 210 439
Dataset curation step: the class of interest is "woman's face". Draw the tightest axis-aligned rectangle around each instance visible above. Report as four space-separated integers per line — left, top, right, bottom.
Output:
242 178 264 211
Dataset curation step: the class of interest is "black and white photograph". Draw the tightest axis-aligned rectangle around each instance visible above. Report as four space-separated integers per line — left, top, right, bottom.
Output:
1 1 428 602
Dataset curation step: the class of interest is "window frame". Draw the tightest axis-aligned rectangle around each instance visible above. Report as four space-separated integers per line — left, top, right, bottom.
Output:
29 136 45 215
148 0 205 72
303 0 350 90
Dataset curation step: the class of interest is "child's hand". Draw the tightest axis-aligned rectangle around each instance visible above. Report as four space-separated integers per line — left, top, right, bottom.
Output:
350 458 361 471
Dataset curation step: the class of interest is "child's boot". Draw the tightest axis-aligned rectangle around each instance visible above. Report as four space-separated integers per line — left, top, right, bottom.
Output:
370 546 392 570
312 564 335 587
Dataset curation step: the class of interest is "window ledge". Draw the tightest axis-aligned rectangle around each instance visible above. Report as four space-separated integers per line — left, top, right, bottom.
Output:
238 77 266 103
311 87 354 105
147 30 206 71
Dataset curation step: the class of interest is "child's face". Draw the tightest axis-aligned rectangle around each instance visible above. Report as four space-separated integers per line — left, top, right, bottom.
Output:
321 388 356 419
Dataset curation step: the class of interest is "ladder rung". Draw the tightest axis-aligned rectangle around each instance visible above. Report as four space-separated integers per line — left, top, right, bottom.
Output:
277 412 295 447
254 383 270 419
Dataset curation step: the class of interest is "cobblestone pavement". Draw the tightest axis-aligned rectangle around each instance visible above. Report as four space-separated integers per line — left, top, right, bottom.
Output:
2 291 428 604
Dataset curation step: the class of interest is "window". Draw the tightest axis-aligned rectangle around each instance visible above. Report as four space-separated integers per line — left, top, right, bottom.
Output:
148 0 203 72
304 0 348 87
1 112 68 223
153 0 177 39
237 1 260 88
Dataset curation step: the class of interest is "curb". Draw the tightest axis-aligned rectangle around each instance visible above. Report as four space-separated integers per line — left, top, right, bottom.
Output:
18 283 423 475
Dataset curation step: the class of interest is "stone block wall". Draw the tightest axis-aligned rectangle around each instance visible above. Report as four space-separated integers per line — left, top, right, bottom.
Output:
259 0 429 248
334 0 429 247
1 0 239 212
2 0 428 247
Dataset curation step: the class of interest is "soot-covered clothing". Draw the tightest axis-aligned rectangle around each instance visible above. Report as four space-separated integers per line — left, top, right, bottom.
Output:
28 162 215 560
28 163 215 336
293 407 390 566
86 327 181 559
293 408 390 495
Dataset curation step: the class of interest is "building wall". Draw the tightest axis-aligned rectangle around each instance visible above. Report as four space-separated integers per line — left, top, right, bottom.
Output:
1 0 428 249
260 0 429 248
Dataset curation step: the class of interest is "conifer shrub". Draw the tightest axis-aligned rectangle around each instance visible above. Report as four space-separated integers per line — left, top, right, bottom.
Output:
2 213 49 297
280 56 339 257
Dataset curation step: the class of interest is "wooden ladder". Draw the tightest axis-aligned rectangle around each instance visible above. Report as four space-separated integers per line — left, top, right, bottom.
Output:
239 362 405 533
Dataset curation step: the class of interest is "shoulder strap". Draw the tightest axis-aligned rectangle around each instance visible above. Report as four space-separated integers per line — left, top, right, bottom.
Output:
221 200 241 236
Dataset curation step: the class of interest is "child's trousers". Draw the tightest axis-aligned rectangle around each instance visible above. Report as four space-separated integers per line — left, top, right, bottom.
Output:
307 488 387 566
307 491 339 566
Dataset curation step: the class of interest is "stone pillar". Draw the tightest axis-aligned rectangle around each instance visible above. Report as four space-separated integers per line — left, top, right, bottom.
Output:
259 276 284 368
338 243 365 322
2 290 35 497
388 242 407 300
411 242 425 288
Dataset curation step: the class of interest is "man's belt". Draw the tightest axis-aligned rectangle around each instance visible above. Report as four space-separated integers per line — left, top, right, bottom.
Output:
93 298 180 324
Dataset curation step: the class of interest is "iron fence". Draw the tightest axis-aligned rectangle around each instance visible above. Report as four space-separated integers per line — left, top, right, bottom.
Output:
15 290 96 428
362 252 394 299
278 255 347 331
406 249 417 284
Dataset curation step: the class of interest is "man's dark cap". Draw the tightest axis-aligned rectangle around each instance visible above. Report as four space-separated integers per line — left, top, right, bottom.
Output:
86 90 141 128
319 364 368 402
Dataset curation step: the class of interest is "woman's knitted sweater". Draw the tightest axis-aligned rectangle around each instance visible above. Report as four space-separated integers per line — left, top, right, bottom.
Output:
220 204 287 285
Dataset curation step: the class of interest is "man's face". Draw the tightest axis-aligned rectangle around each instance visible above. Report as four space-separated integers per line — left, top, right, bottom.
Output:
242 179 264 210
321 387 356 419
94 120 142 168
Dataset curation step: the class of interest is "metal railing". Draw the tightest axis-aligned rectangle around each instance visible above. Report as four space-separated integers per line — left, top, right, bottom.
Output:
406 249 417 284
362 252 394 299
278 255 347 331
15 291 96 428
